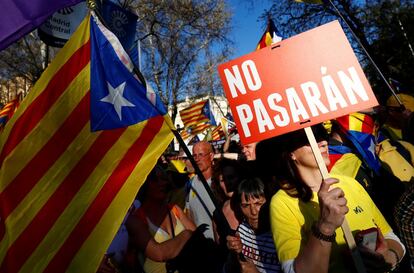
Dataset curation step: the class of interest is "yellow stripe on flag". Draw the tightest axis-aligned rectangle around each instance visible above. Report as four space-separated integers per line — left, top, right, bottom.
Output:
68 119 173 273
19 118 169 273
0 16 90 145
0 122 99 263
0 65 90 192
348 112 364 132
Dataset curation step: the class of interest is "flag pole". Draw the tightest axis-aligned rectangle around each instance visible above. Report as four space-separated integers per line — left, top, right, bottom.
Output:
304 126 367 273
324 0 404 107
90 0 232 235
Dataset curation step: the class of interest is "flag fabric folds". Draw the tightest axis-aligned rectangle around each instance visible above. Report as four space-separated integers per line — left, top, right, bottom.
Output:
0 11 173 273
179 100 216 128
179 100 216 135
190 122 212 135
0 0 83 51
256 19 282 50
212 125 225 141
0 96 21 131
336 113 381 174
180 128 192 140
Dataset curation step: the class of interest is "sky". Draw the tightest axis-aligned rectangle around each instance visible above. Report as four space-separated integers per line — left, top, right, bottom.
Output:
228 1 273 59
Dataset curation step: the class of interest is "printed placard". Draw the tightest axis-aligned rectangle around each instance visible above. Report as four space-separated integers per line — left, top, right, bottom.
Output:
218 20 378 144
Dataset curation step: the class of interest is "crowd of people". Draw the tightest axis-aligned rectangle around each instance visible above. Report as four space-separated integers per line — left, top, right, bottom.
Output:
98 93 414 273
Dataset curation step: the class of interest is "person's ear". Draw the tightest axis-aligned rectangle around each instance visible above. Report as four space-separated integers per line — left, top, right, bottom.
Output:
290 153 296 161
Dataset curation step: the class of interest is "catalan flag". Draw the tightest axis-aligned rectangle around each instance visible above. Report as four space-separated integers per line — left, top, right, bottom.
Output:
190 122 213 135
179 100 216 129
256 18 282 50
336 113 381 174
180 128 192 140
0 95 21 131
212 124 225 141
0 11 173 273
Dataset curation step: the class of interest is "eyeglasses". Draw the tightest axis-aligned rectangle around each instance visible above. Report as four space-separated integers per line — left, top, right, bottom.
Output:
193 152 210 159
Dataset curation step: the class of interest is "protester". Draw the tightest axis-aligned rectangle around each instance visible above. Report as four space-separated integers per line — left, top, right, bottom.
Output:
331 112 409 226
256 124 405 273
382 93 414 143
226 177 281 273
185 141 216 239
242 142 257 161
211 158 245 245
126 164 196 273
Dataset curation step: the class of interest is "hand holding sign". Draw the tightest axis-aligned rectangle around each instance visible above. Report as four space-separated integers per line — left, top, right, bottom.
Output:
218 21 377 273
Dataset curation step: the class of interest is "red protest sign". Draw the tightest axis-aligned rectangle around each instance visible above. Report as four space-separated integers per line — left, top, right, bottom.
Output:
218 20 378 145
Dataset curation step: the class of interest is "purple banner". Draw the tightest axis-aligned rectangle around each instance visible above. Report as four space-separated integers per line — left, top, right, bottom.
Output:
0 0 83 51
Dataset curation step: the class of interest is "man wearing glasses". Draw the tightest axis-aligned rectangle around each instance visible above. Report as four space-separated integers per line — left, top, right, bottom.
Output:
185 141 216 239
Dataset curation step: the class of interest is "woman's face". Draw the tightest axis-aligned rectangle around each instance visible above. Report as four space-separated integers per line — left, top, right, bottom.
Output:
240 193 266 231
290 140 330 169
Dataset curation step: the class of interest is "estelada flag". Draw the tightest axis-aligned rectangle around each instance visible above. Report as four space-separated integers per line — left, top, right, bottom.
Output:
256 18 282 50
179 99 216 128
0 95 21 131
336 112 381 174
212 124 225 141
0 11 173 273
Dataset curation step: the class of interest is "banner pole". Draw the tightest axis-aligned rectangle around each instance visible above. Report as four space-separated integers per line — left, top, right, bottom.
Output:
304 126 367 273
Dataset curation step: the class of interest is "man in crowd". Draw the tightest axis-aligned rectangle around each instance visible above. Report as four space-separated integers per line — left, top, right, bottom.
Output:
185 141 216 239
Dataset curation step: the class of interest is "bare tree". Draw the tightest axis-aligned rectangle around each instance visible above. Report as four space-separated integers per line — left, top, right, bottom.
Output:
0 33 60 85
263 0 414 102
131 0 232 123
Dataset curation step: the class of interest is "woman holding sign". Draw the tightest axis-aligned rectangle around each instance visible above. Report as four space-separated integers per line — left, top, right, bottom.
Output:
255 124 405 273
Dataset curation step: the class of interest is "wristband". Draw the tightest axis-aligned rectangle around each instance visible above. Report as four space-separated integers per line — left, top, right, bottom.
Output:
311 222 336 242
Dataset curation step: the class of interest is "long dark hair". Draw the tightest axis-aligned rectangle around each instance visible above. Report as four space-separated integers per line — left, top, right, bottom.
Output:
256 124 328 202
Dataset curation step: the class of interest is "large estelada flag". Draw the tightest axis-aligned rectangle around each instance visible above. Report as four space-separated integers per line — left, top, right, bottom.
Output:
0 11 173 273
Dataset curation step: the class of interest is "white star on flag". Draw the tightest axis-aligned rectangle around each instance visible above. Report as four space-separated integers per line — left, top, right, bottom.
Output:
368 138 377 158
101 81 135 120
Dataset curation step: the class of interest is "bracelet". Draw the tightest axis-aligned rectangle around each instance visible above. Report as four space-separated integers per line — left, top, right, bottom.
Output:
387 248 400 270
311 222 336 242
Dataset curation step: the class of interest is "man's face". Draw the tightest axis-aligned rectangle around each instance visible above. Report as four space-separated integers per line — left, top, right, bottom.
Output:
240 193 266 230
242 142 257 161
192 143 213 173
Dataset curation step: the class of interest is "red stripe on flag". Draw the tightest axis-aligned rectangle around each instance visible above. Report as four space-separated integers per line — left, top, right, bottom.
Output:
0 93 90 222
180 100 206 114
336 115 350 131
0 40 90 166
328 153 343 171
44 115 165 273
360 114 374 134
0 123 126 273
